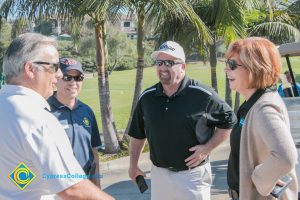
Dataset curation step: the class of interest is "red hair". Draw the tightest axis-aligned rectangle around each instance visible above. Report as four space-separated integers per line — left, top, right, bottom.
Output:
226 37 281 89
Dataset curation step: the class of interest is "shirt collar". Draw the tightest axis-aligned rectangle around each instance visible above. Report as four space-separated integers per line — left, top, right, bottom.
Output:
1 84 50 110
155 76 190 97
48 92 80 110
240 85 277 112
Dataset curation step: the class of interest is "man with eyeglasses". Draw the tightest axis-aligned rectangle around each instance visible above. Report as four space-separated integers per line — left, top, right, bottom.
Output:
128 41 237 200
0 33 114 200
47 58 102 189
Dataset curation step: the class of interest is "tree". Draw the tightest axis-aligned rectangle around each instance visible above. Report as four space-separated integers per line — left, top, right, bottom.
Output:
70 19 82 53
225 76 232 107
287 0 300 29
70 0 125 153
34 20 52 36
234 92 240 114
106 26 137 72
247 1 300 44
0 19 12 88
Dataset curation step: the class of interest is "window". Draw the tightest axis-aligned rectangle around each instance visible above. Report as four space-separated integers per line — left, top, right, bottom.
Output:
123 22 130 27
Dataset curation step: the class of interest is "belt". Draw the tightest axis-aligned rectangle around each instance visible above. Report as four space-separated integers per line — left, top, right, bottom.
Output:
228 188 239 200
164 159 208 172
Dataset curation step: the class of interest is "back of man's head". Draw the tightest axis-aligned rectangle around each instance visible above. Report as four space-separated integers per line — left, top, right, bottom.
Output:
3 33 57 83
284 70 294 83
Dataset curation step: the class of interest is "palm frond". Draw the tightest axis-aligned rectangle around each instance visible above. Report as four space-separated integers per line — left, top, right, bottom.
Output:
148 0 212 45
214 0 246 44
250 21 300 43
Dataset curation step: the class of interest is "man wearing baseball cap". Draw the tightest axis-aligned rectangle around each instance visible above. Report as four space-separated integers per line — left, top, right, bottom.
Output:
128 41 237 199
47 58 102 188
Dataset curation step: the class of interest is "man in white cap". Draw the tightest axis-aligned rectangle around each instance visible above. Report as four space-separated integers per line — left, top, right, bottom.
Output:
128 41 237 199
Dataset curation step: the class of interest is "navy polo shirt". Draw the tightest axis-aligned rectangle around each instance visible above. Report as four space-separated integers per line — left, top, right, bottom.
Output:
129 76 237 170
47 95 102 174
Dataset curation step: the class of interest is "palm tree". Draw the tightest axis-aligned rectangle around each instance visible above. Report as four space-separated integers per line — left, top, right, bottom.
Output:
123 0 212 137
225 76 232 107
247 1 300 44
67 0 125 153
287 0 300 29
0 0 124 153
234 92 240 114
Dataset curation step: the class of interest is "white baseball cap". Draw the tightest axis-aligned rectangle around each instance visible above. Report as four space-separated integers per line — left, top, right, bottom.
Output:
151 41 185 62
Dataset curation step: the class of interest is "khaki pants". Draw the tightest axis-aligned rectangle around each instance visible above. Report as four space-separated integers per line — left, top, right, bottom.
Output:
151 163 212 200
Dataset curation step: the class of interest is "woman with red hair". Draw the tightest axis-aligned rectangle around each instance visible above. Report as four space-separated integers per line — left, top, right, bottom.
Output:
225 37 298 200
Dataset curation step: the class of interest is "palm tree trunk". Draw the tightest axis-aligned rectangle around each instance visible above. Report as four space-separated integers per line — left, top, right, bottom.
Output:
123 5 145 138
104 30 118 135
234 92 240 114
225 76 232 107
0 16 3 31
209 37 218 93
94 21 119 153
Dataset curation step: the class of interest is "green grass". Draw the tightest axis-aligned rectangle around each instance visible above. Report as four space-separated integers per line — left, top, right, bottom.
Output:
79 57 300 132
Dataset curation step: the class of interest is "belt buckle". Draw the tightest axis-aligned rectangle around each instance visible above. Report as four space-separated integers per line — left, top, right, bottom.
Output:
167 167 180 172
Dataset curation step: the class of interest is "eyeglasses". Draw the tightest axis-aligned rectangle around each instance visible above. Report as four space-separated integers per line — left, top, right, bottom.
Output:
62 74 84 82
155 60 183 68
225 59 243 70
33 61 59 73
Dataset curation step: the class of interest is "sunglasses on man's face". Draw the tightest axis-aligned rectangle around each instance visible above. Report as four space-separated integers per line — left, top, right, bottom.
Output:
155 60 183 68
225 59 243 70
33 61 60 73
62 74 84 82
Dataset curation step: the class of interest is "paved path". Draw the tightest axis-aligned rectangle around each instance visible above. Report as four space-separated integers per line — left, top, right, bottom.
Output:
101 140 231 200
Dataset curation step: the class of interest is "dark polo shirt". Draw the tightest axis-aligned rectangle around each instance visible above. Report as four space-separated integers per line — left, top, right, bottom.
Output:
48 95 102 174
129 76 237 170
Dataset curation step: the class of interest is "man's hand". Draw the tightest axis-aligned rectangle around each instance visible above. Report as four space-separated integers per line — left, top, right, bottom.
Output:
185 128 231 168
128 166 146 183
129 137 146 183
185 144 209 168
58 179 115 200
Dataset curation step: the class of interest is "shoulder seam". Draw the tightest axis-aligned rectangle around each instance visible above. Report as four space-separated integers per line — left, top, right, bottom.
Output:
188 85 212 96
138 88 156 101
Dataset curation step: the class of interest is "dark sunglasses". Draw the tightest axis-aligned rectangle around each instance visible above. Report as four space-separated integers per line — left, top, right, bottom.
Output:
155 60 183 68
225 59 243 70
62 74 84 82
33 61 59 73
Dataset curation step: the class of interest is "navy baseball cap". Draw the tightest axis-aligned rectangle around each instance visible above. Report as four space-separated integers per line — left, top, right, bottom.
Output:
59 58 83 74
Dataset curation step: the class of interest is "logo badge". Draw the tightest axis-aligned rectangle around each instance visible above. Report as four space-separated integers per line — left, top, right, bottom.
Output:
83 117 90 127
62 58 77 65
159 44 175 51
239 118 245 126
8 162 36 190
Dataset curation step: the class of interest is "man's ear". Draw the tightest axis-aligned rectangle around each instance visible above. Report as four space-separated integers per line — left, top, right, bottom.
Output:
23 62 35 79
181 63 186 71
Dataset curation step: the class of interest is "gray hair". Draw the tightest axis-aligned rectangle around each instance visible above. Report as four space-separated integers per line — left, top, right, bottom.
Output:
2 33 57 82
